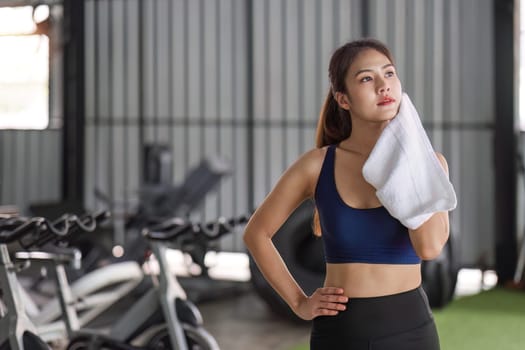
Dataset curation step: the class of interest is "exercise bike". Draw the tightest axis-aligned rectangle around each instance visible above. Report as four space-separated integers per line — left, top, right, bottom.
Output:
0 215 51 350
0 212 109 350
12 212 143 346
40 214 246 349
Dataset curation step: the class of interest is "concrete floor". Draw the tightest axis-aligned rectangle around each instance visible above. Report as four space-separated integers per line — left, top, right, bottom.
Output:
174 251 311 350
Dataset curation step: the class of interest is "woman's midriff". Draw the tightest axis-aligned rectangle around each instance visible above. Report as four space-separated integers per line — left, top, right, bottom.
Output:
324 263 422 298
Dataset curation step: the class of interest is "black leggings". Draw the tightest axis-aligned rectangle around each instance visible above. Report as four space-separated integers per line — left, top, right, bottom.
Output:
310 286 440 350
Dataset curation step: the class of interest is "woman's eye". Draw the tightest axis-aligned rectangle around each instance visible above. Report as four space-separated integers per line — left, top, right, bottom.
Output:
385 71 395 77
360 76 372 83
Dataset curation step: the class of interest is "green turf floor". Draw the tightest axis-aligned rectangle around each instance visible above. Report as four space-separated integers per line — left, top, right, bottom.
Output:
289 287 525 350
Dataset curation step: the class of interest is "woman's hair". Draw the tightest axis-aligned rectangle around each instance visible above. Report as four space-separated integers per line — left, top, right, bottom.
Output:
312 38 394 236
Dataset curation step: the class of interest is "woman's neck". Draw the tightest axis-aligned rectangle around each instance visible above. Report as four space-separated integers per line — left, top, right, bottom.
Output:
338 120 389 157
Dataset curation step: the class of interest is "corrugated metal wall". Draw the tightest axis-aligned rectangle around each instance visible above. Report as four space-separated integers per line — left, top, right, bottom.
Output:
1 0 496 266
0 130 62 207
83 0 252 251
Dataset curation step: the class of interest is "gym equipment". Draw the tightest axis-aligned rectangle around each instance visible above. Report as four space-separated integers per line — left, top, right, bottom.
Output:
19 258 143 343
514 231 525 285
6 212 237 349
513 152 525 285
0 212 109 349
143 144 173 186
62 214 247 350
8 211 145 345
0 216 51 350
8 210 248 349
99 154 239 303
28 154 232 287
249 200 460 322
92 154 233 271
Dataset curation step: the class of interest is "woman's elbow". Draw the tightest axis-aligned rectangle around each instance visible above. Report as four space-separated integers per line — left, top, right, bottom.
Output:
243 230 255 249
411 220 449 261
417 245 445 261
243 228 265 251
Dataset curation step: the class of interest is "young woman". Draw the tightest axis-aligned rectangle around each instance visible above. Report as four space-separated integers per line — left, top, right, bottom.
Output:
243 38 448 349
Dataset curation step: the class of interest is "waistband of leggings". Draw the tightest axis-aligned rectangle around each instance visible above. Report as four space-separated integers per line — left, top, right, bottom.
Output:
312 285 434 338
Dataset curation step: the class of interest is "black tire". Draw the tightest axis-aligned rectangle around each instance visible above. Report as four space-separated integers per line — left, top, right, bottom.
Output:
23 332 51 349
0 332 51 350
66 334 141 350
147 324 220 350
66 335 104 350
249 200 325 323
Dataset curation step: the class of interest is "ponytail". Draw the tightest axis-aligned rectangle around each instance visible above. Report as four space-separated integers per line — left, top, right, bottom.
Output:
315 91 352 148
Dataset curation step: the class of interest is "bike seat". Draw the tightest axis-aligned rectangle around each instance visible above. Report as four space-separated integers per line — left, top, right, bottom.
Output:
15 247 82 269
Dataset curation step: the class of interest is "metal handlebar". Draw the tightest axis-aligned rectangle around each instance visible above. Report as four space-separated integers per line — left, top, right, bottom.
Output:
200 215 249 239
0 211 110 249
26 211 111 249
143 214 250 242
0 217 46 244
142 219 195 241
0 216 28 230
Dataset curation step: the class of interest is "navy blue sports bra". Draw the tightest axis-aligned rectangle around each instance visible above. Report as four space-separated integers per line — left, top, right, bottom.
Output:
314 145 421 264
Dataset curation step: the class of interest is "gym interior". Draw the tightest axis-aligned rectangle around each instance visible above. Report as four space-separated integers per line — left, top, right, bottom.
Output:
0 0 524 349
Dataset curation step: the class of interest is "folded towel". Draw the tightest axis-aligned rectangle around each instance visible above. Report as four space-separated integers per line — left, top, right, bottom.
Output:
362 93 457 230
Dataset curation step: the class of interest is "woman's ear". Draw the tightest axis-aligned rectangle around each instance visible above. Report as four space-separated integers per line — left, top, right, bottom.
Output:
334 91 350 111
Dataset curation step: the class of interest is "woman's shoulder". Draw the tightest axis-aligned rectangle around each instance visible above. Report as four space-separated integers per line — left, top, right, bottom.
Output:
295 146 330 171
268 146 332 199
282 146 330 187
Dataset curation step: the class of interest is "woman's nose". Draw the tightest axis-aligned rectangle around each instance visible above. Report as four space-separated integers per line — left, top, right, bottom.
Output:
377 80 390 94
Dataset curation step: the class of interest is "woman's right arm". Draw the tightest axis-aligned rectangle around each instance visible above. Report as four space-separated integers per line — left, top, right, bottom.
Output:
243 148 348 320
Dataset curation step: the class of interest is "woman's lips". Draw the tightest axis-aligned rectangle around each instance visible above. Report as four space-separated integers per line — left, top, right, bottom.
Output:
377 98 396 106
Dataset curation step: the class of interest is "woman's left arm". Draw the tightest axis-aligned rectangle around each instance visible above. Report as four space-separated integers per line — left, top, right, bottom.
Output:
408 152 450 260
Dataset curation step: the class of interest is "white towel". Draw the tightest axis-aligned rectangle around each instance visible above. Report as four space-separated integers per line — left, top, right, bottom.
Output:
362 93 457 230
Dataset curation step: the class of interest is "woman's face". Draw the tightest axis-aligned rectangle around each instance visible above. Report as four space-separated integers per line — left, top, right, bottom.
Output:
338 48 402 123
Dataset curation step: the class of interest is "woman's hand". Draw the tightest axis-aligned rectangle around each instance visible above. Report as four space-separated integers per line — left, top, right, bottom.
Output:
294 287 349 320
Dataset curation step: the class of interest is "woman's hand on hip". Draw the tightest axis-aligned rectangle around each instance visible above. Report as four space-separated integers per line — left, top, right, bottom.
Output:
294 287 348 320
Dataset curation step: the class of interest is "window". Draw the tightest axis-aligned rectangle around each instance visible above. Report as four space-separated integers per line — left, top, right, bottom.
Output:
0 6 50 130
